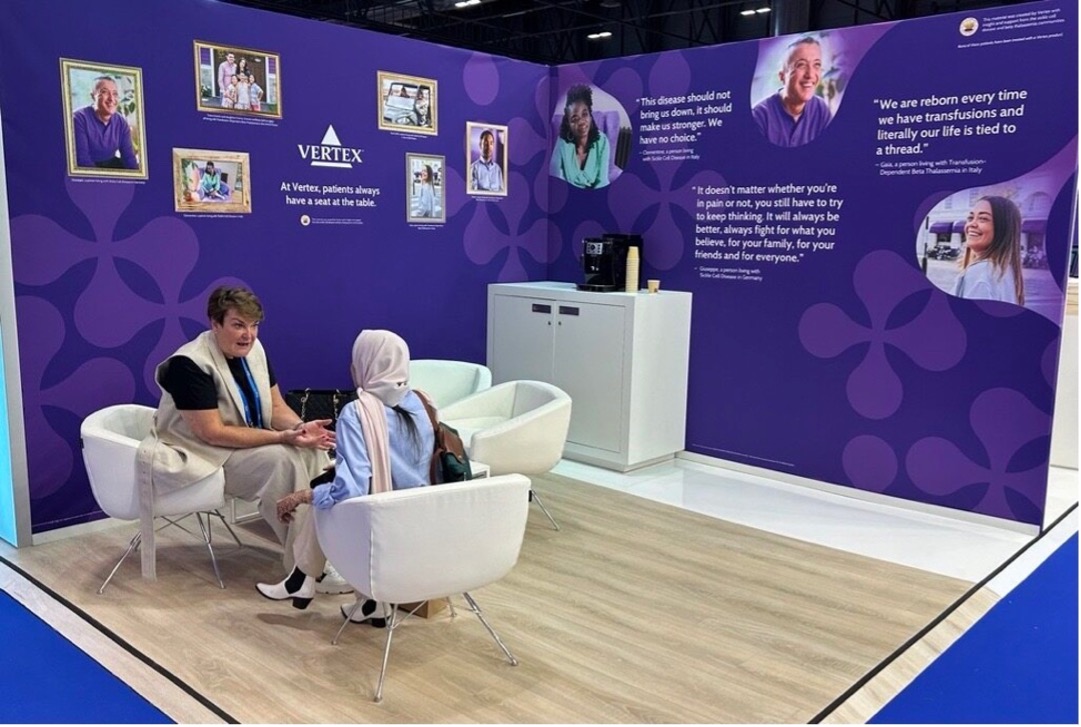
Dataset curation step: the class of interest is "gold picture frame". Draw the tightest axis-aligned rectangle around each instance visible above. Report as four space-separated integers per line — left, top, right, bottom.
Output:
60 58 148 179
406 153 445 224
172 148 252 214
466 121 508 197
378 71 437 135
194 41 282 119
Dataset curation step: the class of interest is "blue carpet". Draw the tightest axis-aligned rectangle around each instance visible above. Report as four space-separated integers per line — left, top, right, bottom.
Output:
871 533 1079 724
0 589 172 723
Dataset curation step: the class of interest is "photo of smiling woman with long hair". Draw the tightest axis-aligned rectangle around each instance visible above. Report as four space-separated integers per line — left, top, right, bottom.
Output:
952 195 1025 306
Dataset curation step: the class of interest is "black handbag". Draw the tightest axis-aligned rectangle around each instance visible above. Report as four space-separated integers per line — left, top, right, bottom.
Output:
284 388 358 430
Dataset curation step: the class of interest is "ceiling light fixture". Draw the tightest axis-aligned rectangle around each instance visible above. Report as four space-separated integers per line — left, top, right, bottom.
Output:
454 0 480 8
756 6 771 13
740 9 756 16
587 30 613 40
740 5 770 15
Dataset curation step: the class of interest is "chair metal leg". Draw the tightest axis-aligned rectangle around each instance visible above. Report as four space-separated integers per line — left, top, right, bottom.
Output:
374 607 401 703
331 600 360 645
194 513 225 589
462 592 518 666
530 490 560 531
208 508 244 547
99 531 141 594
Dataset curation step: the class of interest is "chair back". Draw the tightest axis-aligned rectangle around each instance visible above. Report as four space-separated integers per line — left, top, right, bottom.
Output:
410 359 492 408
80 404 156 520
315 474 530 605
441 381 572 476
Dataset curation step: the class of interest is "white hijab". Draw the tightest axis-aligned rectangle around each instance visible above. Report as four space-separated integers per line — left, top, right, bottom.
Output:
350 330 410 494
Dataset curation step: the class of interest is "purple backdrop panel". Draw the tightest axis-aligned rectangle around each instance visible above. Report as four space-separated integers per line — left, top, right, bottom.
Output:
0 0 548 532
544 1 1078 525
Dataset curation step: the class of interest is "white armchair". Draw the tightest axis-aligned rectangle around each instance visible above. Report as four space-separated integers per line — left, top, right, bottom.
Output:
315 474 530 702
80 404 240 592
409 359 492 408
439 380 572 529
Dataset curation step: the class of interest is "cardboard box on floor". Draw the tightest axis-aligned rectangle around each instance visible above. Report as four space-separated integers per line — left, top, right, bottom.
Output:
399 598 448 618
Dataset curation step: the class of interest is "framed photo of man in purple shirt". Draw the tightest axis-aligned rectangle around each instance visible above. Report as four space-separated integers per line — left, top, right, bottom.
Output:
193 41 282 119
466 122 508 198
60 59 147 179
750 33 841 148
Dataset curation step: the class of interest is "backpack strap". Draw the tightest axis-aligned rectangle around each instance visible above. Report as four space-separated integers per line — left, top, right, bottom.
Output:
414 390 442 484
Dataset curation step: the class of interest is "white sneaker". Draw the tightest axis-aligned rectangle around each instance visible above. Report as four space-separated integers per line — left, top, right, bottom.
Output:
315 563 354 595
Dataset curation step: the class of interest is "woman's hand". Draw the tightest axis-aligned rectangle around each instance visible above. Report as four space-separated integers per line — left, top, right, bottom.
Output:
280 419 336 449
275 489 313 523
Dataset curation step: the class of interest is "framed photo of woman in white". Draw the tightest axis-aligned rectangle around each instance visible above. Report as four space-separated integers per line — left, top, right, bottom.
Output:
406 153 445 224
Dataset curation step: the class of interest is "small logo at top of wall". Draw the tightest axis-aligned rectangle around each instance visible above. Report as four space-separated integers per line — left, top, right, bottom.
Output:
298 125 364 169
959 17 979 36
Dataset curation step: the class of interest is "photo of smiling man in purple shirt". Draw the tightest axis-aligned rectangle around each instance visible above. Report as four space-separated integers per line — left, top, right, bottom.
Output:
72 75 139 170
752 37 832 148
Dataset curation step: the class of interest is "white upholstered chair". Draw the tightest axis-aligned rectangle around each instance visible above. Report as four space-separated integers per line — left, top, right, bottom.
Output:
80 404 240 592
409 359 492 408
315 474 530 702
439 380 572 530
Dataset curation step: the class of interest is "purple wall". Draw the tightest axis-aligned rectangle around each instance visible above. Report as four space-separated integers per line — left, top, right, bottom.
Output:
0 0 1076 532
545 2 1077 526
0 0 549 531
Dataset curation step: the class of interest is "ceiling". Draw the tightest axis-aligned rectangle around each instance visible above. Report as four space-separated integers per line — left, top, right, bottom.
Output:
219 0 1029 64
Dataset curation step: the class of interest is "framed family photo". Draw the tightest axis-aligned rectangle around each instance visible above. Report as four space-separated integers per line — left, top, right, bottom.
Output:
194 41 281 119
466 122 508 197
406 153 445 224
172 148 252 214
60 58 148 179
378 71 437 135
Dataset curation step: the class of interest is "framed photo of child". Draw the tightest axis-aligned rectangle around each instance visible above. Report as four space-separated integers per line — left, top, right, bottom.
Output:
193 41 281 119
378 71 437 135
406 153 445 224
172 148 252 214
60 58 148 179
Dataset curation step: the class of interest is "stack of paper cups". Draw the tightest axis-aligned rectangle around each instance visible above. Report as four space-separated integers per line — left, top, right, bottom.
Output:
624 246 640 293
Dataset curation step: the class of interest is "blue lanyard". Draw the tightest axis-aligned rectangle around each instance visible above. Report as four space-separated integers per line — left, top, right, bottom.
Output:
237 358 264 428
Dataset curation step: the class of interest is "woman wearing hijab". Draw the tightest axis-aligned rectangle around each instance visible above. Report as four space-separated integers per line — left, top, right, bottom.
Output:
256 330 435 624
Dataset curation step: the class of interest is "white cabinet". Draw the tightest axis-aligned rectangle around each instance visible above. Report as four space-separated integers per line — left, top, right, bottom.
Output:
487 281 692 471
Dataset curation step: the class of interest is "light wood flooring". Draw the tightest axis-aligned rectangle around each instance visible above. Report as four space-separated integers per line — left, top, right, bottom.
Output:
2 472 983 723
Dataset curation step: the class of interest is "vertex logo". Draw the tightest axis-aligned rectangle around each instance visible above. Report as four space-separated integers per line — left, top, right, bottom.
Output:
298 125 364 168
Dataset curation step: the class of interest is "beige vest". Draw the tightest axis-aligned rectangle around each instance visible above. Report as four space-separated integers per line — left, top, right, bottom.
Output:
136 330 274 493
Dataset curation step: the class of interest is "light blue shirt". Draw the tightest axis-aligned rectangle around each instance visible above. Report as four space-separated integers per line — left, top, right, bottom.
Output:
312 389 435 509
951 259 1019 304
471 158 503 192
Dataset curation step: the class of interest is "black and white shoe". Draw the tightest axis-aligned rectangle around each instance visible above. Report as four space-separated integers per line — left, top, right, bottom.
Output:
341 597 389 628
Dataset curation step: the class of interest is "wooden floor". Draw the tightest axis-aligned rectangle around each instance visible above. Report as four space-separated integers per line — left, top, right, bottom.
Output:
3 473 980 724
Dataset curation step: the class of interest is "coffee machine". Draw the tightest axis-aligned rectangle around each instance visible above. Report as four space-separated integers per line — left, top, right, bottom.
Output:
578 233 643 291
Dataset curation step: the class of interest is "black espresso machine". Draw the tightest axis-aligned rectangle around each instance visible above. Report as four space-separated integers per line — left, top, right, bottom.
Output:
577 233 643 291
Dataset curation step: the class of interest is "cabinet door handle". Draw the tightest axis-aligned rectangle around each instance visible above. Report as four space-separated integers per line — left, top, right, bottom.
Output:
531 304 552 314
558 306 579 316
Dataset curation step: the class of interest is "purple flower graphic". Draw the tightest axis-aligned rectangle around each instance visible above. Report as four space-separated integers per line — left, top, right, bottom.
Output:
11 178 239 393
599 54 724 270
17 296 135 499
906 388 1049 520
842 435 898 493
799 250 967 419
463 170 554 281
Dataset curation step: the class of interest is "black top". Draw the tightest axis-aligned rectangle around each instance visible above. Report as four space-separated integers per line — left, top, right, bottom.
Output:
159 355 277 416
